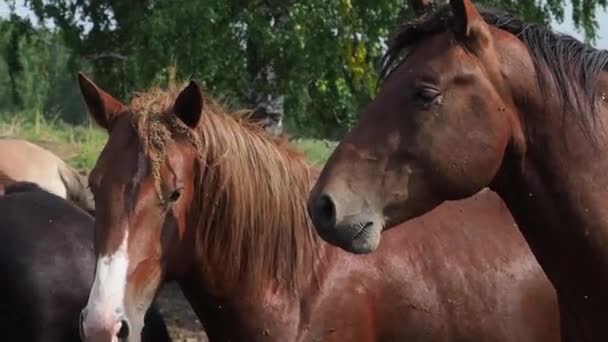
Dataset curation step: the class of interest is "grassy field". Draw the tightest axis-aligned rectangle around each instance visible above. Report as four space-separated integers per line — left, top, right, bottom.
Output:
0 116 337 170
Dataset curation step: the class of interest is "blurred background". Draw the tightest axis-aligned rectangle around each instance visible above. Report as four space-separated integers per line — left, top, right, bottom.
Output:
0 0 606 171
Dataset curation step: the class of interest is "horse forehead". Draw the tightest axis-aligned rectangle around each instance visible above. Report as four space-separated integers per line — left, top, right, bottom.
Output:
91 135 144 188
165 144 189 168
410 29 523 76
132 150 149 183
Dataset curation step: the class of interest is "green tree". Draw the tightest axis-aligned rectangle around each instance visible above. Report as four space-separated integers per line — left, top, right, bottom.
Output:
0 14 84 123
16 0 608 137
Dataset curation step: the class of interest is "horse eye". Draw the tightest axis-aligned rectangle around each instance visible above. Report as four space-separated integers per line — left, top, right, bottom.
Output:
168 189 181 202
416 87 441 104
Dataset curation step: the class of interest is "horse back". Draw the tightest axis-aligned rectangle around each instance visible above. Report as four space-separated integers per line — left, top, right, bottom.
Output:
0 139 68 198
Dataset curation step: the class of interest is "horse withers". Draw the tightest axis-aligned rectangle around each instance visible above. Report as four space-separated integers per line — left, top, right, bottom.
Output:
0 138 95 214
0 181 170 341
77 74 559 341
307 0 608 340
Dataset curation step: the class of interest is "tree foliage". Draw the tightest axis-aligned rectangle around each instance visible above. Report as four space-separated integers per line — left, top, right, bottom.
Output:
3 0 608 136
0 14 82 122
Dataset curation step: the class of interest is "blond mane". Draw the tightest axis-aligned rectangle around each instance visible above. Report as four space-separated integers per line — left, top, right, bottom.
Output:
129 84 322 295
58 163 95 212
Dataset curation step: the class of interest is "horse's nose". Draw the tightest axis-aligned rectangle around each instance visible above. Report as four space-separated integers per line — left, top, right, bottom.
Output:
79 307 130 341
310 193 337 233
117 315 131 339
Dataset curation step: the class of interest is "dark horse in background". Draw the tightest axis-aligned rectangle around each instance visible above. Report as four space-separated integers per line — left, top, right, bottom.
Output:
77 73 558 341
308 0 608 340
0 182 171 341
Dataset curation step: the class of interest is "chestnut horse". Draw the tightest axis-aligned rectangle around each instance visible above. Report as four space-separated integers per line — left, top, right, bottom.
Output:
76 74 559 341
0 138 95 214
308 0 608 340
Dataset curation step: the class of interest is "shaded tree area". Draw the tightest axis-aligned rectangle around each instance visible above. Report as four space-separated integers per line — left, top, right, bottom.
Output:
1 0 607 137
0 13 85 123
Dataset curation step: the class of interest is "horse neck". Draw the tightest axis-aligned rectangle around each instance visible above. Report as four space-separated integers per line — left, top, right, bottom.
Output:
493 56 608 335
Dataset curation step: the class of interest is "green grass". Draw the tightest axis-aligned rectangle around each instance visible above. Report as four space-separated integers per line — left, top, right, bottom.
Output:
291 138 338 166
0 115 337 171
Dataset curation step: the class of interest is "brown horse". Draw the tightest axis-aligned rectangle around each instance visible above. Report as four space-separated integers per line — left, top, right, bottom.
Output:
0 138 95 214
76 73 559 341
308 0 608 340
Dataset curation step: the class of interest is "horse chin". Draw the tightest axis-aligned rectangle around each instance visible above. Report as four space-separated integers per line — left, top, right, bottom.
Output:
318 221 383 254
347 224 382 254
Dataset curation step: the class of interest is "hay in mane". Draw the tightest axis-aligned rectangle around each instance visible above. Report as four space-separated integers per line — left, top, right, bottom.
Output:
128 83 322 295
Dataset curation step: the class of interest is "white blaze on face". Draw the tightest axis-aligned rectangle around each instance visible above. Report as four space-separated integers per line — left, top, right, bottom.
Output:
82 231 129 338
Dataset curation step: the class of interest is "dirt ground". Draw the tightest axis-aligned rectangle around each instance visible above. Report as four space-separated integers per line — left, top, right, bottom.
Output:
155 283 209 342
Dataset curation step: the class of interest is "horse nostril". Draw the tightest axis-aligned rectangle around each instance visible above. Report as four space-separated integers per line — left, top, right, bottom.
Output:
314 194 337 230
116 317 131 339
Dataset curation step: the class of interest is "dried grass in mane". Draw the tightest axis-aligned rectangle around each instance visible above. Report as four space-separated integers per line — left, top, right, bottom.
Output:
129 84 322 295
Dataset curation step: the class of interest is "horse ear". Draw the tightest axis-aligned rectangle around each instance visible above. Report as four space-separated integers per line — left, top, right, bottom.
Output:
410 0 434 16
77 73 127 131
174 80 204 129
449 0 491 49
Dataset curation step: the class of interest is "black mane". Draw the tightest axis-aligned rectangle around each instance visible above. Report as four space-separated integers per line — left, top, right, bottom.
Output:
380 4 608 137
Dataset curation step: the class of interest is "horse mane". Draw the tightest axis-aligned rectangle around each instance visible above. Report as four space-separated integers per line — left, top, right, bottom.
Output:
58 162 94 212
380 4 608 138
129 84 322 295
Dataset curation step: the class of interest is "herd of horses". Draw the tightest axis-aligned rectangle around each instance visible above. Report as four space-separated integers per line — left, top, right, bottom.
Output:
0 0 606 341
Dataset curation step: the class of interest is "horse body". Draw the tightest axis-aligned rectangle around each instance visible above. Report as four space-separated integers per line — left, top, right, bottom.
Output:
182 191 557 342
76 75 559 341
0 182 170 341
307 0 608 340
0 138 94 213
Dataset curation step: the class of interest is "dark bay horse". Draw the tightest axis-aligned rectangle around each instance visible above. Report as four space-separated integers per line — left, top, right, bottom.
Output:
76 73 559 341
307 0 608 340
0 182 170 341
